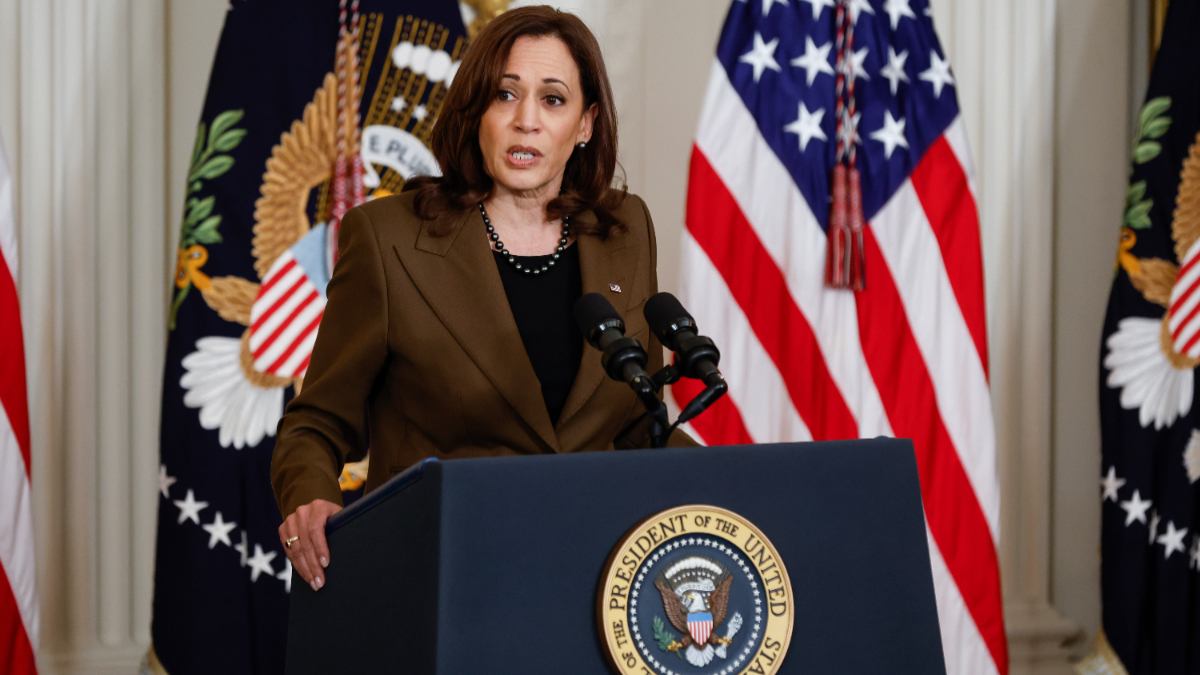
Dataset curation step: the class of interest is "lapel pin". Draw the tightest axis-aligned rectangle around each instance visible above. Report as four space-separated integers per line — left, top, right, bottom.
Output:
609 283 622 293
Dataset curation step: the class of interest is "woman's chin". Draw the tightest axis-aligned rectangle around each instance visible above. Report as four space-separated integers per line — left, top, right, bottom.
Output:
493 172 559 197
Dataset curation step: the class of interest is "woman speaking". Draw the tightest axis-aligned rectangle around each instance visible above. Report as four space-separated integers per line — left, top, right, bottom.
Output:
271 5 695 592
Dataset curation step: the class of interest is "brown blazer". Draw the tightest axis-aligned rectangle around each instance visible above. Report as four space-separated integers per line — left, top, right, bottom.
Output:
271 189 696 519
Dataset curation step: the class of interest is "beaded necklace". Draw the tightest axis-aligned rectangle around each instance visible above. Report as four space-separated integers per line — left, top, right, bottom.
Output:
478 201 571 276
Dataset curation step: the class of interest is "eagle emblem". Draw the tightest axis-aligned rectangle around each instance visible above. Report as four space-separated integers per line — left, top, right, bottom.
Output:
176 12 467 454
1108 101 1200 432
653 556 743 667
599 506 793 675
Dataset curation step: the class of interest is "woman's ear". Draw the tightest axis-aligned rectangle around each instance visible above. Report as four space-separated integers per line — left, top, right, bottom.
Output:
580 102 599 144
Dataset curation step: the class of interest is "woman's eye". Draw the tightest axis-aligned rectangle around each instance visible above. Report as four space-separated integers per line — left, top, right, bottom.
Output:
544 95 564 106
497 90 516 102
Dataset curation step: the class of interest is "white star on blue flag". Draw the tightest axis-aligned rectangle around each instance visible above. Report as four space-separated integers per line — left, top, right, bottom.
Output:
715 0 958 230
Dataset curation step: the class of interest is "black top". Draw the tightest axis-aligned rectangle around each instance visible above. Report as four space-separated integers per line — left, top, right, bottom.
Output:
493 244 583 425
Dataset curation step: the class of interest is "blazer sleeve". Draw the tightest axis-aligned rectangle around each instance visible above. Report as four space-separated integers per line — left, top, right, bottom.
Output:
271 206 390 519
613 195 700 450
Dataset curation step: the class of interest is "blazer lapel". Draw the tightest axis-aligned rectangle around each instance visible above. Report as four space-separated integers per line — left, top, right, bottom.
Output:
557 210 634 429
393 208 560 451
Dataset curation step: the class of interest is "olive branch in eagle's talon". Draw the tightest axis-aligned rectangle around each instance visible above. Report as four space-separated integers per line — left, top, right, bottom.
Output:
653 616 684 659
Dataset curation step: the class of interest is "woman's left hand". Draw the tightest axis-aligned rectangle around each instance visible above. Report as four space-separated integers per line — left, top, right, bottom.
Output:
278 498 343 591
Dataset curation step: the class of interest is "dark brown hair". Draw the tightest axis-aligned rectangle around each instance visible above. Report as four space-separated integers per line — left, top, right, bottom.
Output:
406 5 625 237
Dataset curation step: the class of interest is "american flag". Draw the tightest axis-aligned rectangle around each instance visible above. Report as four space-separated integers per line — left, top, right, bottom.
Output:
0 136 38 674
672 1 1006 674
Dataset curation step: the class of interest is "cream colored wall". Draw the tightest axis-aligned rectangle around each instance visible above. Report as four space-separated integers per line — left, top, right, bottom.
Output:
1051 0 1133 651
604 0 728 296
0 0 1137 671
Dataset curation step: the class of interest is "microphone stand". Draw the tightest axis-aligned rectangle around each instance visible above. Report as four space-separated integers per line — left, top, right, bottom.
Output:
636 362 728 449
594 330 674 448
646 366 679 449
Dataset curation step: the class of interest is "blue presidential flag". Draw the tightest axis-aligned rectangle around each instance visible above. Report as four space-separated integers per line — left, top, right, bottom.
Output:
149 1 466 672
1092 0 1200 672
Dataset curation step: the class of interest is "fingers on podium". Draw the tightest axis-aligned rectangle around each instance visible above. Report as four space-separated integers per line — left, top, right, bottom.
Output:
280 509 321 591
305 518 327 590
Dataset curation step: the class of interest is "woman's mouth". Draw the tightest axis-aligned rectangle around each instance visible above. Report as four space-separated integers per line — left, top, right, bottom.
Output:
507 148 541 167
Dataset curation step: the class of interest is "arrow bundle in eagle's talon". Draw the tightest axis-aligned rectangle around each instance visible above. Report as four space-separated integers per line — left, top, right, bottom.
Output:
714 612 743 659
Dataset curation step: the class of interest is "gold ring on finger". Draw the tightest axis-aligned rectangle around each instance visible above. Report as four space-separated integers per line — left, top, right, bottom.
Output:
285 536 299 548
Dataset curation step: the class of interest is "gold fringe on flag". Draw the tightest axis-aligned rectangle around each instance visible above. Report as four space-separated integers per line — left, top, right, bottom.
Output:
1074 630 1130 675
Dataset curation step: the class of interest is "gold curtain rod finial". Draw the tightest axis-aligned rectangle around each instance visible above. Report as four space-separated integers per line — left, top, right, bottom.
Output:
1151 0 1170 66
463 0 511 38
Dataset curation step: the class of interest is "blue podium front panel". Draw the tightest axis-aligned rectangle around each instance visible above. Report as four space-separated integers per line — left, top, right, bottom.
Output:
287 439 946 675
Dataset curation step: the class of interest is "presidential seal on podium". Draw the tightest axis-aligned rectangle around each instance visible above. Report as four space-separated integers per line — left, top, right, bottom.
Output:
598 505 794 675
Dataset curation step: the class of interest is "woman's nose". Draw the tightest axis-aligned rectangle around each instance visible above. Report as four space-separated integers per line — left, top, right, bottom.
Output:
513 97 541 133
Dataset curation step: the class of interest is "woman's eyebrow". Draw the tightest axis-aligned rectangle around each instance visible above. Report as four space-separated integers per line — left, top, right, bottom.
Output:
501 73 571 91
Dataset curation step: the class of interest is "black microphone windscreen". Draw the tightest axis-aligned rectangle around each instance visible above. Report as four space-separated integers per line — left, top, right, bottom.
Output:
644 292 694 338
574 292 622 336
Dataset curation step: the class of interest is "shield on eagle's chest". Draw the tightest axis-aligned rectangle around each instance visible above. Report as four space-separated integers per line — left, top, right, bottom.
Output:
688 612 713 645
1169 239 1200 358
247 224 331 380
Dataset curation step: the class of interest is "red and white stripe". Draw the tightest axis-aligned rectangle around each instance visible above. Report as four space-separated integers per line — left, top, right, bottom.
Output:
674 62 1007 675
0 137 39 674
688 617 713 645
248 252 326 380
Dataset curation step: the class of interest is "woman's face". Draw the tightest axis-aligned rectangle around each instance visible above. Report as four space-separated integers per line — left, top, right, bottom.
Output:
478 35 597 199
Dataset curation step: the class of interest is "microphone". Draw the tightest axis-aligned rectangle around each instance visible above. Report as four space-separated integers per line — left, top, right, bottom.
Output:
573 293 661 414
643 293 728 426
644 293 725 388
